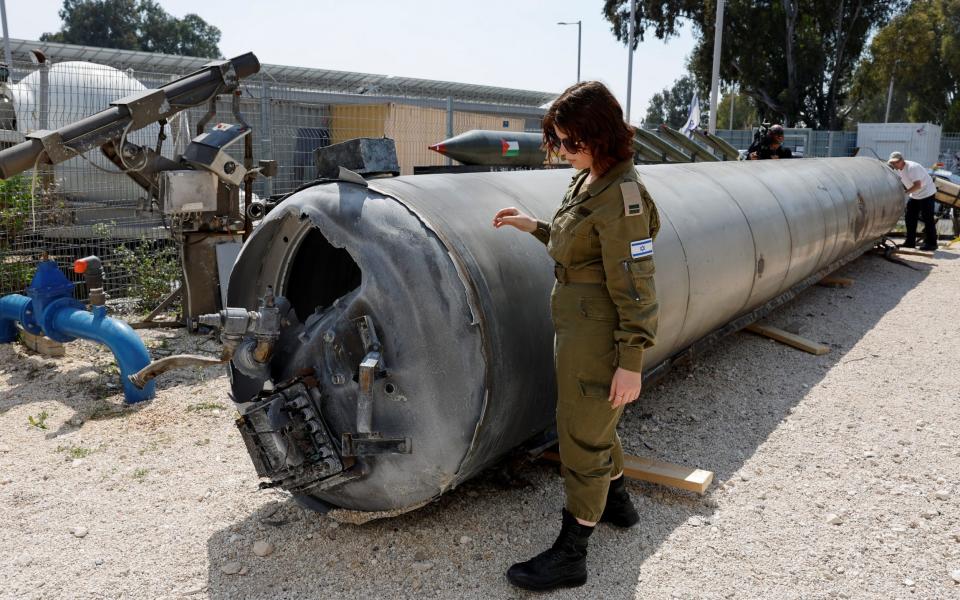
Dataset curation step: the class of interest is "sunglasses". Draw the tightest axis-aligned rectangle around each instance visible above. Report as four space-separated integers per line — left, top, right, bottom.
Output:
553 137 581 154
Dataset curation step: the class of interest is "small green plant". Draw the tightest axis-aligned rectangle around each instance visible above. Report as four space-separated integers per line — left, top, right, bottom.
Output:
115 241 182 312
103 362 120 377
56 444 93 459
132 467 149 482
90 220 116 237
0 260 35 293
150 337 171 350
187 402 225 413
27 411 49 430
0 175 32 248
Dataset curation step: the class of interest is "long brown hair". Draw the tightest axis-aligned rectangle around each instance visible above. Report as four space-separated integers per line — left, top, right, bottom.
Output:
542 81 635 175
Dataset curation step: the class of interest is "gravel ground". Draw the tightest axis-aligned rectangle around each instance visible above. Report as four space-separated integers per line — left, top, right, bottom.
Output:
1 243 959 600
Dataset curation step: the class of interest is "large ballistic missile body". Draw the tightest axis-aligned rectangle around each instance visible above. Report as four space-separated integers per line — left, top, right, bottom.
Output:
227 158 902 514
428 129 546 166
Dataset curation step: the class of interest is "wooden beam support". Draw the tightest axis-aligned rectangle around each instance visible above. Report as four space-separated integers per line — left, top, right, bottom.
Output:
17 327 65 357
745 323 830 355
541 451 714 495
818 276 854 288
894 247 936 257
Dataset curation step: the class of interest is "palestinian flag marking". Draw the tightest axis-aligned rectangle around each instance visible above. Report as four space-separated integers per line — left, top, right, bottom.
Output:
501 139 520 157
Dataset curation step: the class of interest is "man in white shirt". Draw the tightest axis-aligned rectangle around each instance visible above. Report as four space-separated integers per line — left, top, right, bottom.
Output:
888 151 939 251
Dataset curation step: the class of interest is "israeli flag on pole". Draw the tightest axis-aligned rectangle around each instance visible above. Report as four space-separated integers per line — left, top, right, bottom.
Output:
681 92 701 138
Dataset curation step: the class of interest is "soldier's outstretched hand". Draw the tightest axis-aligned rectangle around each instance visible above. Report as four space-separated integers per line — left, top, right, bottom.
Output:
493 207 537 233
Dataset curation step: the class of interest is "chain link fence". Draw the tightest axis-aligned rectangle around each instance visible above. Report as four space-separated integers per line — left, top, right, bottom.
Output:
0 49 548 299
713 129 860 157
716 129 960 163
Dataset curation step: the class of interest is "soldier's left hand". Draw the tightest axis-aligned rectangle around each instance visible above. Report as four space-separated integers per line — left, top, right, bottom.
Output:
609 367 642 408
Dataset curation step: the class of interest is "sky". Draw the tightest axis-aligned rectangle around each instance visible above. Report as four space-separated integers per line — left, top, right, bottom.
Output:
3 0 699 123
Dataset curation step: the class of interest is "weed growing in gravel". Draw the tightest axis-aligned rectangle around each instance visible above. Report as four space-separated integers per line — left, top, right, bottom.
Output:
27 411 49 429
56 444 93 459
194 438 210 446
149 337 171 351
132 468 149 482
187 402 225 413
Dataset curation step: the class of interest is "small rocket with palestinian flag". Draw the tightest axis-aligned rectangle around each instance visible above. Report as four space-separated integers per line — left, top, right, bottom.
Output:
429 130 546 166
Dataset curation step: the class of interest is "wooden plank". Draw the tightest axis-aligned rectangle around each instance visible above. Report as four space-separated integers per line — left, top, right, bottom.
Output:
745 323 830 355
17 327 65 357
541 451 713 495
818 276 854 288
894 247 937 257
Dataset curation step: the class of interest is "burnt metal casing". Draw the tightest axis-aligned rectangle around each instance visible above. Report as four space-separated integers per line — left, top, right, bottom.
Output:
315 137 400 179
227 157 903 513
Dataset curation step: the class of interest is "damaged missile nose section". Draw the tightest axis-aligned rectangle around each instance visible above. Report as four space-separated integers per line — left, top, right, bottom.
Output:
224 179 495 515
206 280 411 506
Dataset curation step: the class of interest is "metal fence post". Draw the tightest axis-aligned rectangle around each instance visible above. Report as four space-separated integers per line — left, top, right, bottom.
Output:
260 80 273 197
445 95 453 166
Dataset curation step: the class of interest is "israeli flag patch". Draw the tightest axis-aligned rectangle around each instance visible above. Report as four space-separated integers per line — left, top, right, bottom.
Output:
630 238 653 259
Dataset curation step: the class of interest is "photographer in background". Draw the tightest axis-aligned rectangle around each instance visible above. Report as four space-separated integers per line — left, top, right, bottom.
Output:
748 124 794 160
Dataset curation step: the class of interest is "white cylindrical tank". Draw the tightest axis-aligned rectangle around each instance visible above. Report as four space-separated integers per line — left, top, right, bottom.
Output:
9 61 161 204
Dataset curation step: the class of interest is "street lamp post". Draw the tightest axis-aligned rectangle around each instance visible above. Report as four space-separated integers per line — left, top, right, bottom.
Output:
626 0 635 124
557 20 581 82
707 0 725 134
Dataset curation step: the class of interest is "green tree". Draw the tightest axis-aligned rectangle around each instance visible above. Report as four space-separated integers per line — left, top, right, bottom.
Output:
643 75 702 128
849 0 960 129
603 0 905 129
716 90 758 129
41 0 221 58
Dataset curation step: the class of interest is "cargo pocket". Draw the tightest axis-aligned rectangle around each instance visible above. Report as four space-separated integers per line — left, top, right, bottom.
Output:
579 297 618 321
577 379 609 400
627 259 656 304
550 211 593 265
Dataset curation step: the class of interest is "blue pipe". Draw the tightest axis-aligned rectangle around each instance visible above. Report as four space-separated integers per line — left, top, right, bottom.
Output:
0 294 36 343
0 260 155 404
50 303 155 403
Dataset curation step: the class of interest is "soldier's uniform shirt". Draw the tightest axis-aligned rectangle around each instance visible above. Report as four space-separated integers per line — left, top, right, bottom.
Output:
531 158 660 522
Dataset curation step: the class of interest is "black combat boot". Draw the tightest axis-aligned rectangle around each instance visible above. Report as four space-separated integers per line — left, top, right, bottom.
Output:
506 509 593 591
600 475 640 528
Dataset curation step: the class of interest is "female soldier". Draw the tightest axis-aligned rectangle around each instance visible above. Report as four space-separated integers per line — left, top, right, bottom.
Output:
492 80 660 591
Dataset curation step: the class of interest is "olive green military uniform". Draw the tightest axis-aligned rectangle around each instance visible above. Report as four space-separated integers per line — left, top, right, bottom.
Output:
531 158 660 523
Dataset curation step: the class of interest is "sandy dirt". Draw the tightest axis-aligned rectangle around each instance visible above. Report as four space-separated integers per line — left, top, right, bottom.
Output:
1 243 959 599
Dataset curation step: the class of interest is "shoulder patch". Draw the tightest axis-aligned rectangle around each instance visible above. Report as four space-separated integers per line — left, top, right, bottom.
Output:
621 181 644 216
630 238 653 259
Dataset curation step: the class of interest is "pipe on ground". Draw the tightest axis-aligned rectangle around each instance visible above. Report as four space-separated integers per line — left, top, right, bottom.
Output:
0 260 155 403
50 304 155 403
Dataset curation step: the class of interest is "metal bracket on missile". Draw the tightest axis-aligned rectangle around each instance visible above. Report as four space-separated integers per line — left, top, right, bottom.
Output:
110 89 171 129
340 315 411 457
341 433 410 457
25 129 74 164
203 58 238 89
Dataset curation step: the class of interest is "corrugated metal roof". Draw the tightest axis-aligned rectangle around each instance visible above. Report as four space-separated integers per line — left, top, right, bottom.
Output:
7 38 557 107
